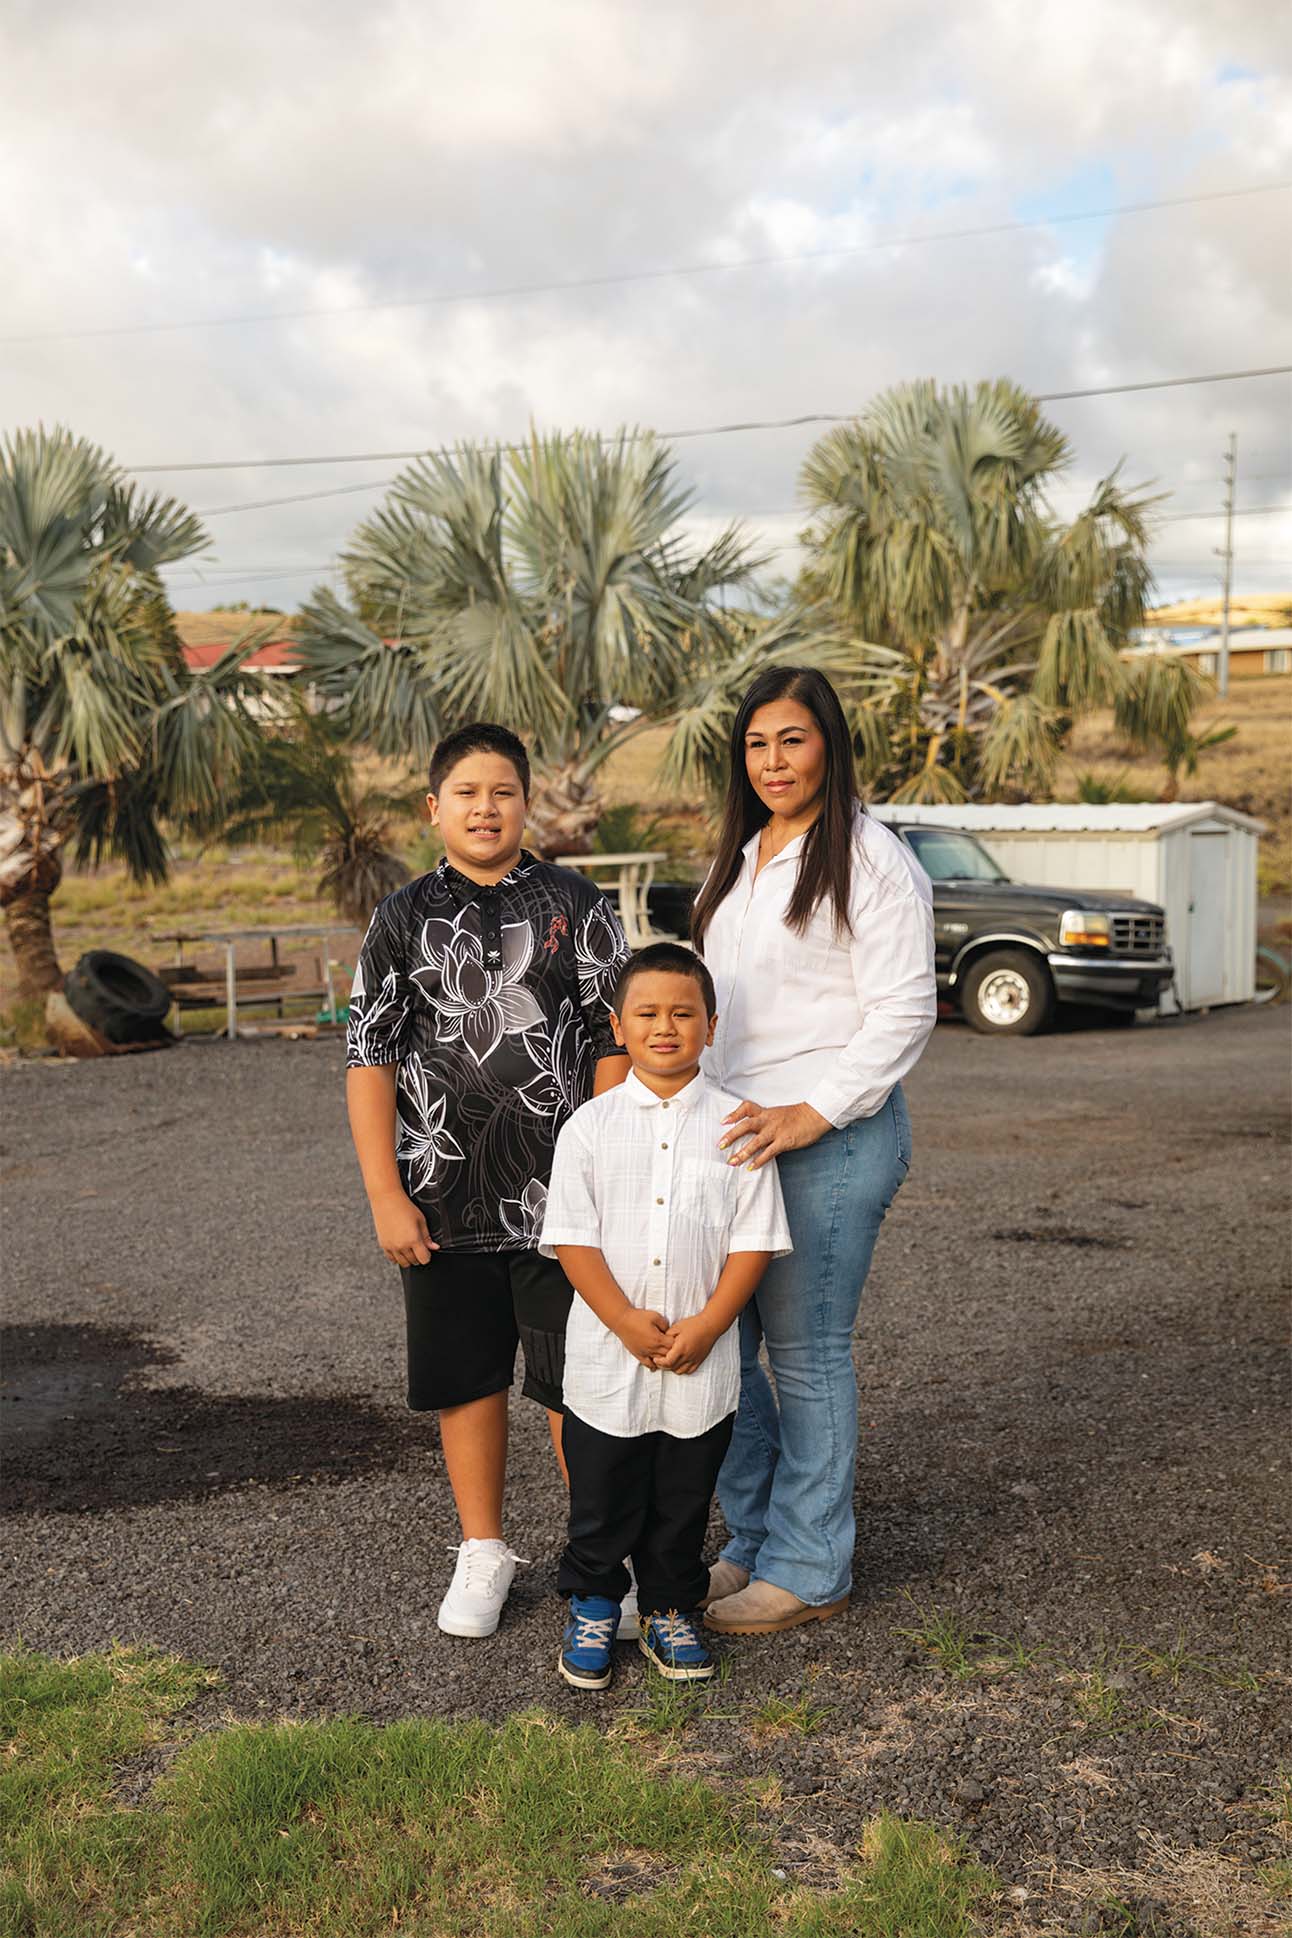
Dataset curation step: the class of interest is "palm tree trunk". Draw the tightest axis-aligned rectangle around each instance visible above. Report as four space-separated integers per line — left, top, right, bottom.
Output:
3 886 64 999
526 761 603 859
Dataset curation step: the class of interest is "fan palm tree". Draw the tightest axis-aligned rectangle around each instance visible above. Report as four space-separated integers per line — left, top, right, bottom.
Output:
657 601 862 800
0 427 268 1004
1114 653 1237 801
220 715 424 928
799 379 1160 802
296 429 767 854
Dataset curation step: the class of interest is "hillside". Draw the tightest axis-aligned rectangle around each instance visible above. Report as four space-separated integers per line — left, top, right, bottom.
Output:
172 610 299 649
1145 593 1292 629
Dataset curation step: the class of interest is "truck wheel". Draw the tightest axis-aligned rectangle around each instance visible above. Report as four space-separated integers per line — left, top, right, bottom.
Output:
962 950 1053 1037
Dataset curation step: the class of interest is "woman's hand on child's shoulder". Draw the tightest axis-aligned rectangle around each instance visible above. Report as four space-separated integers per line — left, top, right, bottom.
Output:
370 1189 439 1267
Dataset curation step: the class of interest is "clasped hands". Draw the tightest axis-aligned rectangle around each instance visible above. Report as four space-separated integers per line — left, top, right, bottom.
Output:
615 1306 716 1376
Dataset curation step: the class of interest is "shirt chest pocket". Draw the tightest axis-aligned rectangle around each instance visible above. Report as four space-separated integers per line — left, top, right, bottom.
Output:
672 1157 737 1230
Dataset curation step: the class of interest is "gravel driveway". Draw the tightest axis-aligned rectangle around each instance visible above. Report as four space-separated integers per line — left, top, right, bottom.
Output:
3 1007 1289 1931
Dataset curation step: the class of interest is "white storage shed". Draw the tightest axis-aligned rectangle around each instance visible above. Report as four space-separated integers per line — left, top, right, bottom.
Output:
869 801 1265 1013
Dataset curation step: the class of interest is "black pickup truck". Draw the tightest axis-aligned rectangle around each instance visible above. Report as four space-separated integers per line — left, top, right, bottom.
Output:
884 823 1174 1036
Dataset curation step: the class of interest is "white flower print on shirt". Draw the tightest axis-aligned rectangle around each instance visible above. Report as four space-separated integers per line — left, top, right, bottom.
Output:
411 906 545 1064
345 948 409 1065
499 1177 548 1244
396 1053 466 1196
516 997 586 1119
575 897 627 1017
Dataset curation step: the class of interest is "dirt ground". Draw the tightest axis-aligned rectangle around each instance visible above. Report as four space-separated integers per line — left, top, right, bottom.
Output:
2 1007 1289 1934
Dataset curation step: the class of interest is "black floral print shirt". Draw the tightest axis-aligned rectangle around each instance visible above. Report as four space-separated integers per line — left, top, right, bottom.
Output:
346 853 630 1252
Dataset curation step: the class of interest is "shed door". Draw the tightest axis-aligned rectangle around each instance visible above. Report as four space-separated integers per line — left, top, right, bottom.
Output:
1186 833 1229 1006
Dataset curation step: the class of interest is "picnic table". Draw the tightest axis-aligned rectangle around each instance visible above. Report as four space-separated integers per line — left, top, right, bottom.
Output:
555 851 675 948
151 922 363 1040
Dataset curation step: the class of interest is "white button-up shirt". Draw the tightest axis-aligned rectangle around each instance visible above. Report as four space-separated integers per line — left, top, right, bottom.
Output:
702 808 936 1127
539 1070 792 1438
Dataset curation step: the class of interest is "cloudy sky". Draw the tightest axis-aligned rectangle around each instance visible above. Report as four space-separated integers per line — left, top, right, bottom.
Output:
3 0 1289 612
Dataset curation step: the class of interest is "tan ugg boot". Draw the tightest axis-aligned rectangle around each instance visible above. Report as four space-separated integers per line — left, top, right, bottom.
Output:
700 1559 750 1608
702 1579 849 1634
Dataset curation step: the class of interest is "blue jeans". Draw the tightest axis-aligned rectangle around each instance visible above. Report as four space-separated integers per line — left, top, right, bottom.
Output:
717 1087 911 1605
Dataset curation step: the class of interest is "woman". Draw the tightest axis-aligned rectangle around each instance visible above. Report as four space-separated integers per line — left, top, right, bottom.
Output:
694 666 936 1634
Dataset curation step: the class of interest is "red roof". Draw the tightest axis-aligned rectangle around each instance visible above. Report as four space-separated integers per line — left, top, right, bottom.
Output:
180 637 302 672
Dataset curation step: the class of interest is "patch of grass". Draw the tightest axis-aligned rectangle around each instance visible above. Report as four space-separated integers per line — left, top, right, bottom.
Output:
613 1656 737 1738
0 1642 219 1934
747 1677 833 1740
0 1647 996 1938
894 1597 1038 1683
1132 1636 1260 1692
0 997 47 1052
1261 1768 1292 1829
1260 1857 1292 1900
852 1814 994 1935
1071 1669 1124 1728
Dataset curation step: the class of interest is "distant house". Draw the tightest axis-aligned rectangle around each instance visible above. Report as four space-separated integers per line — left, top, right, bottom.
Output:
1127 626 1292 679
174 611 307 716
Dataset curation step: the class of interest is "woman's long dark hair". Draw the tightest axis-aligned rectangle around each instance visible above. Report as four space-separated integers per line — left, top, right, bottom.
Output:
691 665 861 951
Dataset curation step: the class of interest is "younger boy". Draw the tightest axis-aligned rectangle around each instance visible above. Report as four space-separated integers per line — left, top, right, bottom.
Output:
345 723 629 1641
539 942 791 1688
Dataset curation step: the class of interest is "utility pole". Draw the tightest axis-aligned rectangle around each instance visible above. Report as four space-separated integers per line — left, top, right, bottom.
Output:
1216 432 1236 697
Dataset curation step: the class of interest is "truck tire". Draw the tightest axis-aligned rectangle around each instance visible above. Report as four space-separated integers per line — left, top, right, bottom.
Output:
961 949 1053 1037
63 950 174 1045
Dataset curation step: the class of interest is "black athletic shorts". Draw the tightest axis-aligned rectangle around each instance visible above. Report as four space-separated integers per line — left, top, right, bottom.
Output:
400 1249 573 1413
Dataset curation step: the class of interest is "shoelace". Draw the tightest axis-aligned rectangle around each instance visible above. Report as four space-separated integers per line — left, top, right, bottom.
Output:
648 1611 702 1654
448 1544 530 1592
569 1608 618 1651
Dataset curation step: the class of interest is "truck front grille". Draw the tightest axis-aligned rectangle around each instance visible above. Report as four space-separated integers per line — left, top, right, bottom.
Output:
1110 912 1166 957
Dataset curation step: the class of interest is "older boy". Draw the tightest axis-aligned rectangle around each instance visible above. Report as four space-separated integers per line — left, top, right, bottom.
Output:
346 722 629 1639
539 942 791 1688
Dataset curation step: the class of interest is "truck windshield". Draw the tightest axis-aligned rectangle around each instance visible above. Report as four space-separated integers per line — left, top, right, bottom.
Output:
904 830 1008 883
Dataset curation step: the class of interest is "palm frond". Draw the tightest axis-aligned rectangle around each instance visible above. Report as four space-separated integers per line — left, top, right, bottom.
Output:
296 590 446 767
1032 608 1125 710
978 692 1061 793
889 752 969 806
1113 654 1207 749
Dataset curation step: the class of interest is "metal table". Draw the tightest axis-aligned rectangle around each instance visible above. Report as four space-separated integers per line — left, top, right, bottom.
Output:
555 851 671 948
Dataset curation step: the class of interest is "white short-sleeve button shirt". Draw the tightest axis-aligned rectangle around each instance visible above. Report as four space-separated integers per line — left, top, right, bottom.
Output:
539 1070 792 1438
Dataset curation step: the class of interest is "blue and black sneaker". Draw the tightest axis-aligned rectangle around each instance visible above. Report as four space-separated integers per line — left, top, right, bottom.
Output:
637 1609 715 1681
558 1595 620 1690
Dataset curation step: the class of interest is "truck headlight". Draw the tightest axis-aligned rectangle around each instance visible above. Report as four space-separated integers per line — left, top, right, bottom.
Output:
1059 910 1111 948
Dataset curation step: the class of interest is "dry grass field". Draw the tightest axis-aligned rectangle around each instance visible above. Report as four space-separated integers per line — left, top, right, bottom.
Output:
1062 673 1292 892
1145 593 1292 629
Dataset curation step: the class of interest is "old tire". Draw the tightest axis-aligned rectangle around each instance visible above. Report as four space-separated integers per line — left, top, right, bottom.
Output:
962 949 1053 1038
63 950 173 1045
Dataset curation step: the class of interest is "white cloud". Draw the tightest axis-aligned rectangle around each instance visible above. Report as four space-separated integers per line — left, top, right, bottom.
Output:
1 0 1289 606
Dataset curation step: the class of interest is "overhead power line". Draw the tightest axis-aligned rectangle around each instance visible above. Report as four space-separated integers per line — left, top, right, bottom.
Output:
199 478 394 517
131 362 1292 477
9 181 1289 349
1157 504 1288 522
199 473 1291 522
168 505 1290 587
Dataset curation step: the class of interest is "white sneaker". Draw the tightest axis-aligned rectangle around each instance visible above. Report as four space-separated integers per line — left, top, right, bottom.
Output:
617 1560 639 1641
437 1539 522 1638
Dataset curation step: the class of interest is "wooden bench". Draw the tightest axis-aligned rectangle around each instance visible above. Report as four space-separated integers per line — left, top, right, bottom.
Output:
151 924 363 1038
